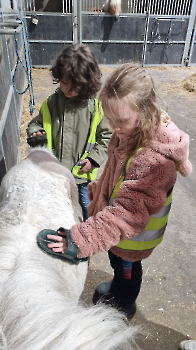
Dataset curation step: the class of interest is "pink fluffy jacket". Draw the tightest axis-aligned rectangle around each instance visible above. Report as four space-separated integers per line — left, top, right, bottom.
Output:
71 117 192 261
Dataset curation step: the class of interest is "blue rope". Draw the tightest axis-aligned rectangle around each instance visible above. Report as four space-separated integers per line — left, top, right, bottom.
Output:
12 18 35 115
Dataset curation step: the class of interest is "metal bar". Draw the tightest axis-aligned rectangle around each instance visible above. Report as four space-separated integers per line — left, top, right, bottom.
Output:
149 0 153 14
133 0 137 13
3 19 22 23
185 0 192 16
150 16 186 21
138 0 141 13
141 0 144 13
144 63 185 66
62 0 65 13
143 2 150 64
0 86 14 140
82 40 145 43
159 0 164 15
182 0 196 64
0 23 22 34
182 0 189 15
79 0 82 43
181 0 186 15
156 0 159 15
0 9 19 14
171 0 177 15
25 12 71 17
167 0 171 14
146 40 186 43
28 40 73 43
165 0 170 15
179 0 185 15
80 12 146 18
157 0 161 15
189 28 196 65
73 0 78 43
153 0 156 14
176 0 181 15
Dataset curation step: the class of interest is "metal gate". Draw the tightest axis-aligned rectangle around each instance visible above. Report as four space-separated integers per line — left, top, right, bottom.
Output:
24 0 78 67
24 0 196 66
80 0 196 66
0 0 27 183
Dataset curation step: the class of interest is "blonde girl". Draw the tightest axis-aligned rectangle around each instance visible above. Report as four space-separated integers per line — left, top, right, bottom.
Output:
38 63 192 318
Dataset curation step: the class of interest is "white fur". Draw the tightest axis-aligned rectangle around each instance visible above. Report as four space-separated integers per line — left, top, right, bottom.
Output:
0 147 138 350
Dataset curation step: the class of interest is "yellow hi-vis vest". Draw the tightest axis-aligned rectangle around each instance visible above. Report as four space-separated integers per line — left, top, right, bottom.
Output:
41 98 104 181
109 149 173 251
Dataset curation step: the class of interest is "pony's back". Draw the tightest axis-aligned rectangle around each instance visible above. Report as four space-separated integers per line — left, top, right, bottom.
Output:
0 148 137 350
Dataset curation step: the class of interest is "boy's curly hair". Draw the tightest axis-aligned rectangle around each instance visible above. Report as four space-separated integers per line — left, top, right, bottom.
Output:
50 44 101 100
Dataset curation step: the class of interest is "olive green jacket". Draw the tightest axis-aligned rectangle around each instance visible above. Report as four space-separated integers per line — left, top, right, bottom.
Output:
27 88 112 184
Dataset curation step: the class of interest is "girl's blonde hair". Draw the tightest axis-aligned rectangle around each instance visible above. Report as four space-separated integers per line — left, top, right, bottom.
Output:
99 62 161 152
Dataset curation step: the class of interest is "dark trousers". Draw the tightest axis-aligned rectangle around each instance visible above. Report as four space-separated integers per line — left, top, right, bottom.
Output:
108 250 142 307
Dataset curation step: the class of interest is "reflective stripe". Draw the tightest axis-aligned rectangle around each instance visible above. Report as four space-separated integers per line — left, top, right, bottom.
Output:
41 97 52 150
109 198 171 221
85 142 95 152
108 197 114 206
117 234 164 251
150 202 171 218
145 215 168 230
131 225 166 242
71 99 103 181
109 148 143 203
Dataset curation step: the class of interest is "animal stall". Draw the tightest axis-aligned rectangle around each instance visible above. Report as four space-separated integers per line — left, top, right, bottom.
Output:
24 0 196 66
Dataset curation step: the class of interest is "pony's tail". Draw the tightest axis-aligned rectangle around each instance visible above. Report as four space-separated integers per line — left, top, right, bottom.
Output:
1 294 139 350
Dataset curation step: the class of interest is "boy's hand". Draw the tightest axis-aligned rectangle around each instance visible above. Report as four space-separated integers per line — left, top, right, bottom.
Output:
78 159 93 173
27 130 47 147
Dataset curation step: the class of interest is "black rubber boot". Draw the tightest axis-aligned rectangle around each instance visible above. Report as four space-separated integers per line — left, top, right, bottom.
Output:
92 279 116 304
93 280 137 318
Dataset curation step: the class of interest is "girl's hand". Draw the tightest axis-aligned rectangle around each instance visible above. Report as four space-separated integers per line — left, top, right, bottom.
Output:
47 231 68 253
78 159 93 173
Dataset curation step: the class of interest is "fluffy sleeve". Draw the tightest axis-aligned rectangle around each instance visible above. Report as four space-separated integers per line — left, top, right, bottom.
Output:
70 150 177 258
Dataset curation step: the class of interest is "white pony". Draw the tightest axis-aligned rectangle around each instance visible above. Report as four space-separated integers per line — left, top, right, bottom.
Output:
0 147 137 350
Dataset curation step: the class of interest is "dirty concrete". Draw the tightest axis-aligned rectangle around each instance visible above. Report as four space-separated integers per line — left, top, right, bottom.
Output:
24 65 196 349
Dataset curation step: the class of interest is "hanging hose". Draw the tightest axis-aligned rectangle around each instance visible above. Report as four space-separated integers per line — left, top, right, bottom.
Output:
12 18 35 116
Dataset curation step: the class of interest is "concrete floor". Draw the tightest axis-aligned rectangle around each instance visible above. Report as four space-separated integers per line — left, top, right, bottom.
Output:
31 65 196 349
